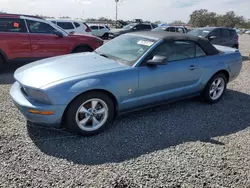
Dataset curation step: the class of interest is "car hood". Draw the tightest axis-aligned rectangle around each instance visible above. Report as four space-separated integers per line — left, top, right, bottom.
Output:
14 53 126 88
111 28 130 34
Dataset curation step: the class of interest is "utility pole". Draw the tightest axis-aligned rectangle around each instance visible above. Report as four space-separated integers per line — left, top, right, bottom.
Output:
115 0 119 28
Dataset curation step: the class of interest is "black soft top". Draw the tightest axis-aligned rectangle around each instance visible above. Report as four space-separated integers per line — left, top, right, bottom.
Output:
127 31 220 56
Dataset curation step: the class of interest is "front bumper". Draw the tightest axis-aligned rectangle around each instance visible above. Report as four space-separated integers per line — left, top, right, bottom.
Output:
10 82 67 126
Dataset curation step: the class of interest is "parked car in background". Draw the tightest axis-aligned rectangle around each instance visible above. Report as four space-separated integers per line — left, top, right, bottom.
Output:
0 14 103 70
48 19 92 35
109 22 157 38
245 30 250 34
89 25 110 39
152 26 189 34
188 27 239 49
10 31 242 136
235 28 245 35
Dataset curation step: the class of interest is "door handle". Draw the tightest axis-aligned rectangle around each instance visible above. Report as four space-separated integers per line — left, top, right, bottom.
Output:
189 65 197 70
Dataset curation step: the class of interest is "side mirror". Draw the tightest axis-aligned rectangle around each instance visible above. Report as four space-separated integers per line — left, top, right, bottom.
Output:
53 30 63 38
209 36 216 41
146 55 168 66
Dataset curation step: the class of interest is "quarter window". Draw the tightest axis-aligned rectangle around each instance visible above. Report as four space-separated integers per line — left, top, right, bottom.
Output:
230 30 237 36
90 26 98 30
0 18 27 33
73 22 80 28
196 44 206 57
26 20 56 34
56 22 75 30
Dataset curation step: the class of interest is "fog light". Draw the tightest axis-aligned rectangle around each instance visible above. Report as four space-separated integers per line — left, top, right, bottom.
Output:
28 109 54 115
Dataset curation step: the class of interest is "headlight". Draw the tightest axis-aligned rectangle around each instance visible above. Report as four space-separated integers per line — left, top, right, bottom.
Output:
22 87 51 104
92 37 103 45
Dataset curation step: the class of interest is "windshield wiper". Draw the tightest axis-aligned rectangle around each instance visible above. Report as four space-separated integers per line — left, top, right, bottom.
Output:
95 51 116 61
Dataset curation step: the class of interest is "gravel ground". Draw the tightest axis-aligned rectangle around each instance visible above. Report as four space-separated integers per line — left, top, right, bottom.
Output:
0 35 250 188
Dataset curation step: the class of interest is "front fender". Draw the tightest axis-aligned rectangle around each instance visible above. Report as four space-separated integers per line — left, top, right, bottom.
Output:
46 78 118 105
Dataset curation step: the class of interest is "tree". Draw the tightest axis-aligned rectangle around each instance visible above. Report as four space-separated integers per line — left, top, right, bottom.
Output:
188 9 214 27
217 11 244 28
188 9 249 28
169 20 186 26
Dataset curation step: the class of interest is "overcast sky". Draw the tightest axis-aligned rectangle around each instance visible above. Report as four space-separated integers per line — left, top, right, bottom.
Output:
0 0 249 22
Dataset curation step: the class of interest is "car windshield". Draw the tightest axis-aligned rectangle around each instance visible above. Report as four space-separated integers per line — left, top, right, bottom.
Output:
123 23 136 30
187 28 213 37
95 34 157 66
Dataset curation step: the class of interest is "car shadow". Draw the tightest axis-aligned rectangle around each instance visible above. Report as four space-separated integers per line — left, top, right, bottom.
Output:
0 62 29 85
27 89 250 165
242 55 249 61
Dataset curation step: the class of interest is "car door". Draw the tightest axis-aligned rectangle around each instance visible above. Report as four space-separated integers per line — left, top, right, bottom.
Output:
220 29 231 47
137 40 205 106
0 18 32 60
207 28 221 45
26 19 72 58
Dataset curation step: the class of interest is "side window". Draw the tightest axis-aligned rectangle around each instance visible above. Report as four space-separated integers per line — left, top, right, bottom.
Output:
90 26 98 30
230 30 237 36
136 24 151 30
99 26 104 29
145 40 196 64
176 28 184 33
26 20 56 34
221 29 230 37
166 27 175 32
73 22 80 28
196 44 206 57
210 29 220 37
0 18 27 33
56 22 75 30
168 41 195 61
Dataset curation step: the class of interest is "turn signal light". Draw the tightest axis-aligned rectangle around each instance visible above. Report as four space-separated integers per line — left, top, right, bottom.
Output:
28 109 54 115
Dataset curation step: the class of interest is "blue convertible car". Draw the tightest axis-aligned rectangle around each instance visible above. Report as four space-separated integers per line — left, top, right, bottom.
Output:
10 31 242 136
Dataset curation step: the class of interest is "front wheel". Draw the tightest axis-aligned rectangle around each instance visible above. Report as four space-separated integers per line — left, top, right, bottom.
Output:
72 46 92 53
65 92 115 136
202 73 227 103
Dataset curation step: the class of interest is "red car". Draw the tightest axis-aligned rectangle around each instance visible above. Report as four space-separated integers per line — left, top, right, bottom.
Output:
0 14 103 70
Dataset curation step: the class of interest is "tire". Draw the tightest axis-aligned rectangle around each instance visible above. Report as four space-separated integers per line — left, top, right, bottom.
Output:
233 44 239 49
102 33 109 40
72 46 92 53
65 91 115 136
202 73 227 103
0 55 4 73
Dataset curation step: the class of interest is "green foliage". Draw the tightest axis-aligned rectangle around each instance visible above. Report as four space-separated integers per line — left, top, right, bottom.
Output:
189 9 249 28
169 20 186 25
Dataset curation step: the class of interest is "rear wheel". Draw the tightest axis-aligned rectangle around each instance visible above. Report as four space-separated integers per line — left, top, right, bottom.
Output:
0 55 4 73
233 44 239 49
72 46 92 53
202 73 227 103
102 33 109 40
65 91 115 136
